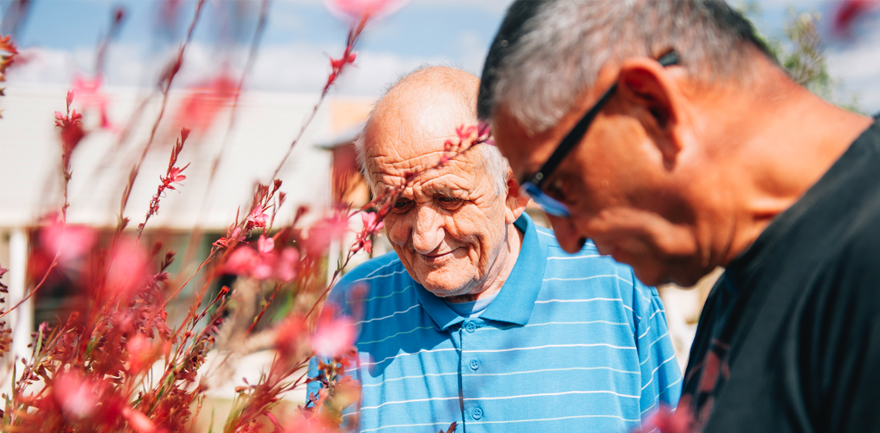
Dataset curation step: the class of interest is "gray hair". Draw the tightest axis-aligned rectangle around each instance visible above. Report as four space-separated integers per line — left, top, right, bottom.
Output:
356 66 511 197
478 0 775 134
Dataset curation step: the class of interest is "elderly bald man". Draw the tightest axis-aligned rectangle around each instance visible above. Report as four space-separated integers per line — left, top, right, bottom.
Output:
308 66 680 433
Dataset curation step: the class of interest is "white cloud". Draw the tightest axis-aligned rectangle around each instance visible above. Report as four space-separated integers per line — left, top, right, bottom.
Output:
5 39 452 101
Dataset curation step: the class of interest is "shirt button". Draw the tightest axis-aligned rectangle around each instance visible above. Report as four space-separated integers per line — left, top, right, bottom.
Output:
472 407 483 420
465 321 477 333
469 359 480 370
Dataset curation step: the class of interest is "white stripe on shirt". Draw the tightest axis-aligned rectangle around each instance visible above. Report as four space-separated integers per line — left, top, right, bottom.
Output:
355 304 420 325
463 389 640 401
463 343 636 354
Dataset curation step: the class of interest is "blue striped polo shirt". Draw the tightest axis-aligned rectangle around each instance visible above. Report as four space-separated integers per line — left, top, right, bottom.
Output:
309 213 682 433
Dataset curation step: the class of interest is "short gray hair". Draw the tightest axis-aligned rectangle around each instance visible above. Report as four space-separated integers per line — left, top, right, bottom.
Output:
478 0 774 134
356 66 511 197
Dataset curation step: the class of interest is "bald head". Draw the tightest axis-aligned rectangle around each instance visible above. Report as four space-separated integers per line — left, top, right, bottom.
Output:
356 66 508 196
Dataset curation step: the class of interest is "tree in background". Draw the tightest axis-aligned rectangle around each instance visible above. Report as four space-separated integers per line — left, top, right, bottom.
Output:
742 2 862 112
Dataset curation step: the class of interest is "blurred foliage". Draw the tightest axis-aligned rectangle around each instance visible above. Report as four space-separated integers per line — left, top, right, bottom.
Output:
740 2 862 113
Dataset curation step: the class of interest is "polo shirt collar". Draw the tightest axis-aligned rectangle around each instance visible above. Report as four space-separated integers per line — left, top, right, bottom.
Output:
414 213 548 331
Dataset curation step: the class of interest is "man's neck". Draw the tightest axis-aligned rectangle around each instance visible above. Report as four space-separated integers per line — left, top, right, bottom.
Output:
702 75 874 266
444 222 525 304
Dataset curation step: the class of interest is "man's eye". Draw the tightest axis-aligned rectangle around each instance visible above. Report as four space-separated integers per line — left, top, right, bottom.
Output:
437 196 463 209
545 178 568 202
392 199 413 213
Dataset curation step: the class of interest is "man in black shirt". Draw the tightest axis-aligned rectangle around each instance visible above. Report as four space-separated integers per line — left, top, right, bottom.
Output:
476 0 880 431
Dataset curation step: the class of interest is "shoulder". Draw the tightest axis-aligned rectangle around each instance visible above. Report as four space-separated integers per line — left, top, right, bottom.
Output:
337 252 406 284
538 227 658 314
821 201 880 305
539 226 646 289
329 252 410 305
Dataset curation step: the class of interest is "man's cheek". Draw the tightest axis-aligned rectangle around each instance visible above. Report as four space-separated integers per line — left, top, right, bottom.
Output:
384 219 409 246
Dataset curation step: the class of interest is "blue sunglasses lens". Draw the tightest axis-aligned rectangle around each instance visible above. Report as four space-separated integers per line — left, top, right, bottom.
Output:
522 182 571 218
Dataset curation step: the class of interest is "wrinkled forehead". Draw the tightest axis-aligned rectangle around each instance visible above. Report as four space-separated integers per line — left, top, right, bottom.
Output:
364 89 480 180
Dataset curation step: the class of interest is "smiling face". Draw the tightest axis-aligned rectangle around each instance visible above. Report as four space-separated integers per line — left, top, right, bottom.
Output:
363 69 526 299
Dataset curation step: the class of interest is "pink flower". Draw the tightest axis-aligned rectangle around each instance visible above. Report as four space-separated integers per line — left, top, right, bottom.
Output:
251 253 276 280
330 51 357 72
276 247 300 282
274 315 306 358
213 226 245 249
106 239 150 298
324 0 405 20
642 403 695 433
40 219 97 265
53 372 100 419
122 406 157 433
304 211 350 255
361 211 384 232
257 235 275 255
351 211 384 254
312 310 355 358
126 333 154 374
283 413 335 433
174 73 238 133
833 0 880 38
247 207 269 229
163 166 187 190
72 75 112 129
225 246 258 276
225 242 300 282
324 51 359 92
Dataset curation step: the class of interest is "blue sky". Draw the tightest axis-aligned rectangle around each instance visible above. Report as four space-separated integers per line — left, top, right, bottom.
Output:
3 0 880 110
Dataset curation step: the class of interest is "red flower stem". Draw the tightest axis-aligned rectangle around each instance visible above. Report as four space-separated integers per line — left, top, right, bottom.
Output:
269 17 367 180
0 232 62 320
136 129 189 242
0 1 33 39
179 0 271 269
246 281 281 336
154 297 229 408
0 103 90 320
117 0 205 231
94 6 125 80
161 248 217 309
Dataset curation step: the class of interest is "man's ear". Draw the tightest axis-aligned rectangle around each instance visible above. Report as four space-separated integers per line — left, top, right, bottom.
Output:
504 170 530 224
616 57 686 168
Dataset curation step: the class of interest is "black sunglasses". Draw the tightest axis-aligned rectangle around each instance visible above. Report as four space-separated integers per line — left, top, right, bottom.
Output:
519 50 681 217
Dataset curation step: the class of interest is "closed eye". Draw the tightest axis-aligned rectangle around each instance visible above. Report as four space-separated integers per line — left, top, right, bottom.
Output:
437 195 464 210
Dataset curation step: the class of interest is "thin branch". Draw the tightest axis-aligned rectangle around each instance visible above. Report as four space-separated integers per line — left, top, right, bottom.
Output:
117 0 206 230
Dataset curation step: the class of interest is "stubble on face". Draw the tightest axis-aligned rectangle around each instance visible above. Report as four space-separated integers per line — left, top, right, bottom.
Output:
490 103 705 287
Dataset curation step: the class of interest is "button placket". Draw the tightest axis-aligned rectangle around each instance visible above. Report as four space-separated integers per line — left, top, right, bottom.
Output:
460 319 487 430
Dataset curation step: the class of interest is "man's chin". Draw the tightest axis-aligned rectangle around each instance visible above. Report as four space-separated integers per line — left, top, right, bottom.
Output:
418 272 473 298
628 261 675 287
631 262 708 288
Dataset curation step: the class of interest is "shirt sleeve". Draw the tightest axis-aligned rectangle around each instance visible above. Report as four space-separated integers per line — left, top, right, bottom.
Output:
632 272 683 420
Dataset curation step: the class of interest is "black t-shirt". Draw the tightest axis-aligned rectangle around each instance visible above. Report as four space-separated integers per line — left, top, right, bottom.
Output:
681 115 880 433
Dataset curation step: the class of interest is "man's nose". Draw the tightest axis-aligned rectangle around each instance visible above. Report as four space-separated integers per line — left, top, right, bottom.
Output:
411 205 444 254
547 215 587 253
